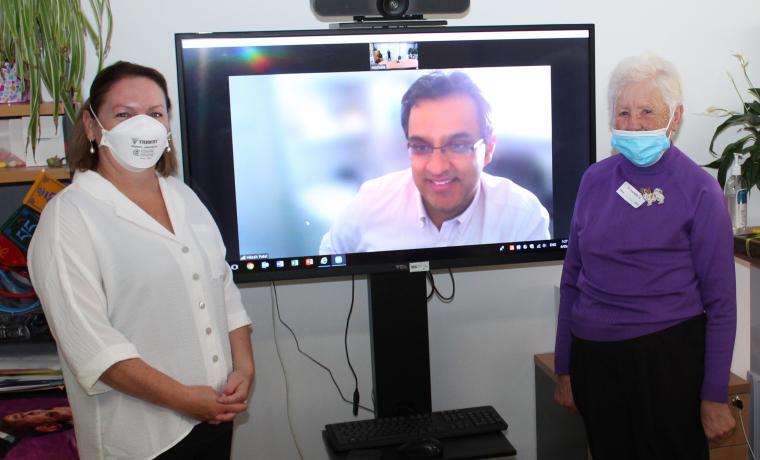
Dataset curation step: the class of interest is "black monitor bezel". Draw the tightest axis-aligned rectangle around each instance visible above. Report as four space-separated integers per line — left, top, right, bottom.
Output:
174 23 596 283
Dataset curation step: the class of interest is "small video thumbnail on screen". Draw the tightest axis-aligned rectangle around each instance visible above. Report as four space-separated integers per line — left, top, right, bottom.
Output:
229 65 553 259
369 42 419 70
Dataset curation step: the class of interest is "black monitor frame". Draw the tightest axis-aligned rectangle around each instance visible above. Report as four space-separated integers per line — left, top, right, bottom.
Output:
174 24 596 284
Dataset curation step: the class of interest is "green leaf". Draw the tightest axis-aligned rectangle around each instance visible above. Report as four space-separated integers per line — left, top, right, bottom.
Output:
709 114 751 155
747 159 757 193
716 137 752 187
722 134 752 156
747 101 760 116
717 151 731 188
747 143 760 193
4 0 112 149
704 158 722 169
749 88 760 100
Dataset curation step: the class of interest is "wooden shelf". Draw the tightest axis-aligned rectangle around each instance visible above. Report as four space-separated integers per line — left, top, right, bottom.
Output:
0 166 69 185
0 104 71 185
0 102 66 118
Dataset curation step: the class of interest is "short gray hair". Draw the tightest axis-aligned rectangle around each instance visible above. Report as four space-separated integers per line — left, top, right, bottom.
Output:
607 52 682 126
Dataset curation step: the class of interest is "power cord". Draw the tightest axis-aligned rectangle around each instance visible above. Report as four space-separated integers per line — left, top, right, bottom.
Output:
270 283 304 460
730 395 757 460
271 281 374 414
344 275 361 416
426 268 456 302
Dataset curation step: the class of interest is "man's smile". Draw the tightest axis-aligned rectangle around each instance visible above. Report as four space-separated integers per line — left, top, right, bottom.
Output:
426 177 458 192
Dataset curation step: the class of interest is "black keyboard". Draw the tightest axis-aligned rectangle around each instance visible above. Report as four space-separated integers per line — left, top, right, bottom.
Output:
325 405 508 452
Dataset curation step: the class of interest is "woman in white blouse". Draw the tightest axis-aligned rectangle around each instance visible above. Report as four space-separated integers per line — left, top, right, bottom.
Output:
28 61 254 460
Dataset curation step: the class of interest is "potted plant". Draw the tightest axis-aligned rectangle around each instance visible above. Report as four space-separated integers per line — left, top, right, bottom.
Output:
705 54 760 193
0 0 112 152
0 23 27 104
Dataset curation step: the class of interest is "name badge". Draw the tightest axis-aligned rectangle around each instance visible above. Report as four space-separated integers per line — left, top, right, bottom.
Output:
617 182 645 208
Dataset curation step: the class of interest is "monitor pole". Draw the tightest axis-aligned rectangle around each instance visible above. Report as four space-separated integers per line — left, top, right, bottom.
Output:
367 270 432 417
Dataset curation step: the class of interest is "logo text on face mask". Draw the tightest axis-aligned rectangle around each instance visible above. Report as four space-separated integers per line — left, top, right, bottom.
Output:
132 139 159 145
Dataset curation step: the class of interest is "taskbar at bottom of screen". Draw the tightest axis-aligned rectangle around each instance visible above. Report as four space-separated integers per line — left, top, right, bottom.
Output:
230 254 345 273
495 238 568 254
227 238 567 274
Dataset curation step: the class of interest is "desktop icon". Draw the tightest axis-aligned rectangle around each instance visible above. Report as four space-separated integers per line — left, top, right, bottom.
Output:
276 260 285 268
516 244 521 250
245 262 254 270
529 244 535 249
498 245 505 252
320 256 329 265
291 259 299 267
230 264 239 271
333 255 346 265
305 258 314 266
261 261 270 269
509 245 515 251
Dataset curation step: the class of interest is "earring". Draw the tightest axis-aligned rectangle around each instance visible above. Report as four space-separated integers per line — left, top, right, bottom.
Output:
89 141 95 154
166 133 172 153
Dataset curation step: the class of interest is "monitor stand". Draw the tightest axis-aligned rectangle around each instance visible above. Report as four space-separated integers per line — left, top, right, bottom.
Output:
367 271 432 417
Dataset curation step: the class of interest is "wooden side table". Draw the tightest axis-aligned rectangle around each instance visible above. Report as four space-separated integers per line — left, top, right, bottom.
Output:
534 353 750 460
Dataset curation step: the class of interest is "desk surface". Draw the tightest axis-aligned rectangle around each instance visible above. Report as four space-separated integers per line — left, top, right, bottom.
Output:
323 430 516 459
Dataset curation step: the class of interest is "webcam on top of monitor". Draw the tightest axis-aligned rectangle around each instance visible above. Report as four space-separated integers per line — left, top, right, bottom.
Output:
377 0 409 19
312 0 469 24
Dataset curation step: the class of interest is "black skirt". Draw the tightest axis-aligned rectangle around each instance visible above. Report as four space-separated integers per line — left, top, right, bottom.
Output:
570 315 708 460
155 422 233 460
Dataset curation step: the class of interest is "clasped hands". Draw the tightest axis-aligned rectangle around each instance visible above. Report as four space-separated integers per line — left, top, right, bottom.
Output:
181 370 253 424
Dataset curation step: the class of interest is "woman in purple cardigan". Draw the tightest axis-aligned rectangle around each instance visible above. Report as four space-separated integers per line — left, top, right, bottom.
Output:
553 53 737 459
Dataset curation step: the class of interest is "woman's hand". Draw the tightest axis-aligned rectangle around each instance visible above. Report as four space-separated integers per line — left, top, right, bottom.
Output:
213 370 254 422
701 401 736 441
179 385 247 423
554 374 577 413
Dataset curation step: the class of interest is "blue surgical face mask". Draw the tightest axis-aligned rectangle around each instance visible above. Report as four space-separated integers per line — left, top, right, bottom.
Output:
611 113 674 167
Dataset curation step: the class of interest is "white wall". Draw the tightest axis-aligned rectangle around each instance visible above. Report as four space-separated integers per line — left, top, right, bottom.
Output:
85 1 760 458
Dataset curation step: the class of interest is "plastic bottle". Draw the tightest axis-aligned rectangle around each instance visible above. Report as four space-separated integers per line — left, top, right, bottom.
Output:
724 152 748 234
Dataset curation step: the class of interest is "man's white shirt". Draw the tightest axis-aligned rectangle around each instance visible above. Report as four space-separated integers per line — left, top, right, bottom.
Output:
320 169 550 254
28 170 251 460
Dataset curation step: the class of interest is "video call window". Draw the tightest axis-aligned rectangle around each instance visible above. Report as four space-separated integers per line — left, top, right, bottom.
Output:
230 66 553 259
370 42 419 70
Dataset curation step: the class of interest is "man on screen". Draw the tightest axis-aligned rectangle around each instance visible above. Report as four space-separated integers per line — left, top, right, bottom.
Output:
319 71 550 255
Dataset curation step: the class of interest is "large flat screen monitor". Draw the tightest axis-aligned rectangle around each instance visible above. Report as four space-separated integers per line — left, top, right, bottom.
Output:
175 25 595 282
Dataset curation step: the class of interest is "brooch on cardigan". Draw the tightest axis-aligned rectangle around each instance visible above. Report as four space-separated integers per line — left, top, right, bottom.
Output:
639 187 665 206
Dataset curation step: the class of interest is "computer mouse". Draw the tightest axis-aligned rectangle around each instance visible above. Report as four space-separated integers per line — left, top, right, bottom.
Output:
397 437 444 458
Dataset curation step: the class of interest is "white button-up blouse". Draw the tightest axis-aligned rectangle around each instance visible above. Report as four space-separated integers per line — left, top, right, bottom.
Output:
28 170 251 459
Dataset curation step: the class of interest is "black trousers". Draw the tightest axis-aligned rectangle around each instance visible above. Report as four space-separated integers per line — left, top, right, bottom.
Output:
155 422 233 460
570 315 709 460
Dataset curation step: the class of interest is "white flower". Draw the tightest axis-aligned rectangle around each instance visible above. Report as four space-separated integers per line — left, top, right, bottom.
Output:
701 106 735 117
733 53 749 69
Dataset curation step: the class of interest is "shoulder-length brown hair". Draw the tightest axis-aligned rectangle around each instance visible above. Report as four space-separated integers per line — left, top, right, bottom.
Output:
68 61 178 176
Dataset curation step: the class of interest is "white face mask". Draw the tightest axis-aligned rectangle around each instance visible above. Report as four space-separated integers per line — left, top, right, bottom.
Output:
91 108 169 172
